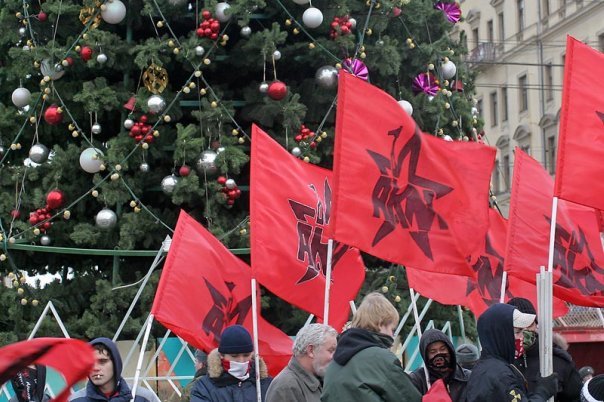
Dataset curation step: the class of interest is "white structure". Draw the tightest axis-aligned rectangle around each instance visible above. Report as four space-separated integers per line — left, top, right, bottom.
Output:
456 0 604 214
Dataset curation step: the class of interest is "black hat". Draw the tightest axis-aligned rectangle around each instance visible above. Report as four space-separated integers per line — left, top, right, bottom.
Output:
507 297 537 316
582 374 604 402
218 325 253 354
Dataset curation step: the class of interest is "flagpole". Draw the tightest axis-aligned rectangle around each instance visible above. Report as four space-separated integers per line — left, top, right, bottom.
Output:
131 313 154 402
349 300 357 315
250 278 262 402
323 239 334 325
409 288 430 390
457 305 467 344
499 271 508 303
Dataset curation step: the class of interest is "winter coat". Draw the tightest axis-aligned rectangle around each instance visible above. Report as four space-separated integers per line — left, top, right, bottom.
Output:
321 328 421 402
408 329 471 402
168 367 207 402
190 349 272 402
265 357 322 402
464 304 555 402
514 337 582 402
68 338 160 402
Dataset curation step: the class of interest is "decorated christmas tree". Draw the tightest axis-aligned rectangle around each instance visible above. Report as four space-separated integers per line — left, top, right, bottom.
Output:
0 0 482 341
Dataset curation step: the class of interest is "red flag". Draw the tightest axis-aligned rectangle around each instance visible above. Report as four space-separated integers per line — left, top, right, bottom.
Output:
250 125 365 331
554 36 604 210
422 379 452 402
331 72 496 276
505 148 604 306
151 211 293 375
0 338 94 402
407 209 568 317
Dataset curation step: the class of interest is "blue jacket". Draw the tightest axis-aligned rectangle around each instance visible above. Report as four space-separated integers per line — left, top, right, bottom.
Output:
68 337 159 402
190 349 272 402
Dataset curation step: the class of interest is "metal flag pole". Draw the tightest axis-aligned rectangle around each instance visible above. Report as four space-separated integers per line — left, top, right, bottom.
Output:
251 278 262 402
323 239 334 325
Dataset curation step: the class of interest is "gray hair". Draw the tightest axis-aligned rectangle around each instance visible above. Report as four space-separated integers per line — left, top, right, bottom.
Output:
292 323 338 357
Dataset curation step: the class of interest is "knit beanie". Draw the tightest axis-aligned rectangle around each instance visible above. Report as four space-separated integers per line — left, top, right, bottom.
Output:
582 375 604 402
455 343 479 364
218 325 254 354
507 297 537 315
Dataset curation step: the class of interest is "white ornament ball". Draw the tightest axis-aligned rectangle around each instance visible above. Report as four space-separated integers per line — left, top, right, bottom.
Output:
79 147 104 173
195 46 205 56
124 118 134 129
40 235 51 246
397 100 413 116
259 82 269 93
440 60 457 80
240 26 252 37
292 0 310 4
29 143 50 164
471 107 478 116
303 7 323 29
96 53 108 64
161 174 179 194
225 178 236 189
147 95 166 114
348 17 357 29
91 123 102 134
40 59 65 81
443 135 453 142
18 27 26 36
101 0 127 24
140 162 150 172
292 147 302 157
95 208 118 229
273 50 281 60
196 149 218 175
315 65 338 89
215 2 232 23
11 87 31 108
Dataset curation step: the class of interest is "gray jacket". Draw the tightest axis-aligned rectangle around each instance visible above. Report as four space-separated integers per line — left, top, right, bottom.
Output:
265 357 321 402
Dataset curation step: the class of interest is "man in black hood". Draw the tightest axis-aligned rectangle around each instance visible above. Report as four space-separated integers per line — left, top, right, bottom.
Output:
408 329 470 401
10 365 50 402
464 303 558 402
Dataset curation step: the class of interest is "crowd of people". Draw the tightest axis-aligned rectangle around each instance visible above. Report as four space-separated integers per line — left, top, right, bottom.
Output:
6 294 602 402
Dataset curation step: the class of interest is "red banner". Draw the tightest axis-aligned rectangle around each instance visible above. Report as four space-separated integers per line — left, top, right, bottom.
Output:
505 149 604 306
555 36 604 211
0 338 94 402
407 209 568 317
151 211 292 375
331 72 496 276
250 125 364 331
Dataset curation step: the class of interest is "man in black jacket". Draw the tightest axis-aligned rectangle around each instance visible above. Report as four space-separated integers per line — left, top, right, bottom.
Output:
464 303 558 402
408 329 470 401
508 297 582 402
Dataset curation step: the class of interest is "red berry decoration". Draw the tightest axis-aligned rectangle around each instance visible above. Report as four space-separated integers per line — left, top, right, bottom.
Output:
43 105 63 125
80 46 93 62
179 165 191 177
10 209 21 219
329 15 353 39
37 12 48 22
217 176 227 185
267 81 288 101
46 189 65 210
127 116 154 145
196 10 221 39
217 178 241 206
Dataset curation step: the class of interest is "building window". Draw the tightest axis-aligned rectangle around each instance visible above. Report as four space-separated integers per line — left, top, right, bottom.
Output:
599 33 604 52
547 136 556 174
490 91 498 127
558 0 566 17
501 87 509 122
498 12 505 41
487 20 494 43
519 142 531 155
545 63 554 101
517 0 525 32
502 154 511 191
493 159 501 194
543 0 550 15
518 75 528 112
476 99 483 118
472 27 479 49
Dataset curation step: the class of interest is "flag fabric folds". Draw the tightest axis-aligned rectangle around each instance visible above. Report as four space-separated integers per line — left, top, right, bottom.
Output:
505 149 604 306
0 337 94 402
151 210 292 375
250 125 365 331
554 36 604 211
331 72 496 277
422 379 453 402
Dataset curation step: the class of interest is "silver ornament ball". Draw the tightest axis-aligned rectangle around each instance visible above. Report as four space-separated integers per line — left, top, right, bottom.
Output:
18 27 26 36
79 147 104 174
397 100 413 116
40 235 51 246
91 123 102 135
124 118 134 129
315 65 338 89
302 7 323 29
196 149 218 176
12 87 31 108
215 2 232 23
161 174 179 194
0 146 5 158
101 0 127 24
240 26 252 37
147 95 166 114
40 59 65 80
195 46 205 56
259 82 269 93
273 50 281 60
29 143 50 164
291 147 302 157
96 53 108 64
440 60 457 80
95 208 118 229
139 162 150 172
225 178 237 189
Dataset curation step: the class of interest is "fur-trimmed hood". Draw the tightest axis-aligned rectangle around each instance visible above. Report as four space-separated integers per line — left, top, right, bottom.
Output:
206 348 269 380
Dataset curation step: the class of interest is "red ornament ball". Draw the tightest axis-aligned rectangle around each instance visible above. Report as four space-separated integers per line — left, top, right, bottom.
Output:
80 46 93 62
43 105 63 125
10 209 21 219
37 12 48 22
46 189 65 210
179 165 191 177
217 176 227 185
267 81 288 101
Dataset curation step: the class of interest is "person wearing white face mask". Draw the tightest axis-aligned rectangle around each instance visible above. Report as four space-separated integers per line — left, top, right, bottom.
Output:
190 325 272 402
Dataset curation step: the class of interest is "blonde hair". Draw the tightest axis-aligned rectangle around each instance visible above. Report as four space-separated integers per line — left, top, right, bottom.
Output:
351 292 399 333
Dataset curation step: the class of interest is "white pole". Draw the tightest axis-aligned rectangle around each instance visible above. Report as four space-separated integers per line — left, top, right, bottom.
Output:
349 300 357 315
499 271 508 303
409 288 430 390
543 196 559 402
457 305 467 344
393 291 421 339
303 314 315 327
323 239 334 325
131 313 154 401
546 197 559 274
251 278 262 402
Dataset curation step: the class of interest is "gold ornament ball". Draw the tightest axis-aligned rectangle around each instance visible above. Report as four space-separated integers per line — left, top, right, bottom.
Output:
9 237 15 244
21 298 28 306
63 210 71 219
395 295 401 303
68 123 75 130
238 137 245 144
115 164 122 171
134 206 141 213
293 28 300 35
157 21 164 28
211 101 218 108
7 272 15 280
199 88 207 95
19 276 26 284
168 40 175 47
194 70 202 77
445 102 451 109
153 130 160 137
360 52 366 59
410 43 416 49
231 129 239 136
0 254 6 261
129 200 137 208
285 19 292 26
17 288 24 295
366 28 372 35
315 136 322 143
173 48 180 55
12 280 19 287
32 299 39 306
62 59 69 67
42 94 49 101
188 82 196 89
99 164 106 171
34 61 40 68
321 132 328 138
75 45 81 52
91 190 99 197
163 115 171 122
309 43 315 49
10 143 18 150
381 286 389 293
72 131 79 138
452 120 459 127
389 275 396 282
203 58 211 65
239 228 247 235
303 156 310 163
142 142 149 150
111 173 120 181
29 116 36 123
183 87 191 94
33 228 40 235
428 63 435 70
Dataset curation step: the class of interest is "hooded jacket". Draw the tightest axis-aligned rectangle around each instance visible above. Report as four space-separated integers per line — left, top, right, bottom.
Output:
464 304 555 402
189 348 272 402
408 329 471 401
321 328 421 402
68 337 160 402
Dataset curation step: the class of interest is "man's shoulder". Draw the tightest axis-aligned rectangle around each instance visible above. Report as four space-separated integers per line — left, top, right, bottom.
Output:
68 388 88 402
133 386 160 402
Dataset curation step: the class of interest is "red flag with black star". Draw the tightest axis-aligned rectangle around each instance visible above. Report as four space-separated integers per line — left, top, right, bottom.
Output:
250 125 365 331
330 72 496 276
151 210 292 375
505 148 604 306
554 36 604 210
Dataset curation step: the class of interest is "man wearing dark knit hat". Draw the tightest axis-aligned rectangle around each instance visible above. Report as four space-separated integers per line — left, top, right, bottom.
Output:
508 297 582 402
582 374 604 402
190 325 272 402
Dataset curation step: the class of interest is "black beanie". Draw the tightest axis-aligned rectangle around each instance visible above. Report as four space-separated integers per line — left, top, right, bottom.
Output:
583 375 604 402
218 325 253 354
507 297 537 315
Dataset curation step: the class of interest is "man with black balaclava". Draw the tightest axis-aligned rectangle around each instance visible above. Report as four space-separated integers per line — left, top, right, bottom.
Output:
10 365 50 402
408 329 470 401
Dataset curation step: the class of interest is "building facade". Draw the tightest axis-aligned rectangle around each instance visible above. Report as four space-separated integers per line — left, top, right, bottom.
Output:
456 0 604 215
